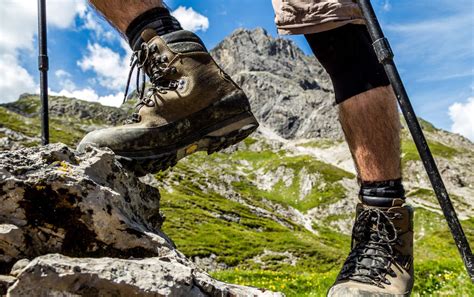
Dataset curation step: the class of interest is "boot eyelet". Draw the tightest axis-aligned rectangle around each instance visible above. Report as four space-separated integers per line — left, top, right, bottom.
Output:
145 99 155 107
177 79 186 91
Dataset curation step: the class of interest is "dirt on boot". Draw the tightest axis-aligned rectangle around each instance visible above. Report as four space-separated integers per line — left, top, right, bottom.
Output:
77 29 258 175
328 200 414 297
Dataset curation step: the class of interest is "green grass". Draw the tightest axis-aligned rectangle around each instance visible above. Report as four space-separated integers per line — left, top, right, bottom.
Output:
243 137 258 147
0 95 132 148
401 117 438 134
212 269 338 297
160 185 349 269
160 161 474 296
164 150 354 213
208 208 474 296
212 259 473 297
233 153 354 212
418 118 438 133
401 138 460 164
408 188 472 210
298 139 343 149
412 209 474 295
4 95 42 115
159 153 473 296
0 105 87 147
0 106 40 137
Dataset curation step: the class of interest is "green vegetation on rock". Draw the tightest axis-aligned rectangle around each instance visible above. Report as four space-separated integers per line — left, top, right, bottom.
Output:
401 138 460 164
298 139 343 149
228 151 354 212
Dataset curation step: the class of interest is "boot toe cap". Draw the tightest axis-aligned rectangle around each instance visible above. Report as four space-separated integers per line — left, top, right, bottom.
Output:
77 129 118 153
328 282 409 297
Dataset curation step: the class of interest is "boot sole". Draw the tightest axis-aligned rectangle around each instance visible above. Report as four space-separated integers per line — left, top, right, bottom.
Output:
327 286 412 297
115 93 258 176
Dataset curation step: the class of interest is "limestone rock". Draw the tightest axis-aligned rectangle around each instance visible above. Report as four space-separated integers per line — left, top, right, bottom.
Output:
0 275 16 295
8 254 281 297
9 259 29 277
0 143 171 274
0 144 282 296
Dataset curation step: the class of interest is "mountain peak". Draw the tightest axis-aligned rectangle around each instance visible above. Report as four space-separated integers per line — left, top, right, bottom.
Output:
211 27 338 139
213 27 305 61
232 27 269 37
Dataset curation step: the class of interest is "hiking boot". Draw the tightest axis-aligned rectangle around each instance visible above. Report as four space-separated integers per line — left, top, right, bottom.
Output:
77 29 259 175
328 200 414 297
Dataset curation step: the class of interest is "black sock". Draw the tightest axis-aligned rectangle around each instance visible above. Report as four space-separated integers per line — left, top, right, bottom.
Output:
125 7 182 50
359 178 405 207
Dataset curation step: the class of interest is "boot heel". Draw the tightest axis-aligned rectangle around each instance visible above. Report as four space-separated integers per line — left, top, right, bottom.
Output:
205 114 259 154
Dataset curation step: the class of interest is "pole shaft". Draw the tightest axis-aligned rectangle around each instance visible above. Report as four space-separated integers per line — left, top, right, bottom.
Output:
357 0 473 280
38 0 49 145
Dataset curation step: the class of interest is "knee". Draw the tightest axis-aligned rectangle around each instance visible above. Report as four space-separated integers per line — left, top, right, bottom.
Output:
305 24 390 104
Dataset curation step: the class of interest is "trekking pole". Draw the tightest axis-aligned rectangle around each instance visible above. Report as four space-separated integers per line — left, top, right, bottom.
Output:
357 0 474 281
38 0 49 145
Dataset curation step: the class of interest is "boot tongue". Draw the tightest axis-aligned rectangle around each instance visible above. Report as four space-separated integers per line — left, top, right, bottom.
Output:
141 28 158 42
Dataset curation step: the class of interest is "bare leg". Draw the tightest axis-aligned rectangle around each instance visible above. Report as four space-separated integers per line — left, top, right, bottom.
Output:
338 85 401 182
89 0 164 33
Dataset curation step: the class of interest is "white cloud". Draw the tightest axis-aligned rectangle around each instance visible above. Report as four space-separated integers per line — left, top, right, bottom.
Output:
82 9 116 41
449 97 474 141
51 88 124 108
47 0 86 29
77 42 132 91
0 0 85 54
54 69 77 92
0 54 36 102
55 69 71 79
0 0 85 103
382 0 392 11
171 6 209 32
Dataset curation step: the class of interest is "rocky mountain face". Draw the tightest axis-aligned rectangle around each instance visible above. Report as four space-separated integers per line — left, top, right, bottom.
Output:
1 28 473 295
211 28 341 139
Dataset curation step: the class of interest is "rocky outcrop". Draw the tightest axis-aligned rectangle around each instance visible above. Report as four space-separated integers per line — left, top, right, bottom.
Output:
0 144 282 296
3 94 130 126
211 28 342 140
0 128 39 151
8 254 279 297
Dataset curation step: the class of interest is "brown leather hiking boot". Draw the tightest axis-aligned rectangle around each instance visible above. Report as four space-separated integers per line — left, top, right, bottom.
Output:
328 200 414 297
77 29 258 175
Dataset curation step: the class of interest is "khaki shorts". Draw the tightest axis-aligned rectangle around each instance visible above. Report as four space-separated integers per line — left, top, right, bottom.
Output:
272 0 365 35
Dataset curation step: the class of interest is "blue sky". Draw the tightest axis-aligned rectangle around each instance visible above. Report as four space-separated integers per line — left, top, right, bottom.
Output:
0 0 473 140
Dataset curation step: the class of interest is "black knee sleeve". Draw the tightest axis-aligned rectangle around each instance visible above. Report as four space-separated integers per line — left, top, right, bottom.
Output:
305 24 390 104
359 179 406 207
126 7 182 50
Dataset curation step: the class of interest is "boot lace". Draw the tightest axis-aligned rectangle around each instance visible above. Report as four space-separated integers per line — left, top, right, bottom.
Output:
338 208 403 287
123 42 179 123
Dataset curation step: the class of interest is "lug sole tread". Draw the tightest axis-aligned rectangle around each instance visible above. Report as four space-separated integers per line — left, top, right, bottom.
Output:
116 117 258 176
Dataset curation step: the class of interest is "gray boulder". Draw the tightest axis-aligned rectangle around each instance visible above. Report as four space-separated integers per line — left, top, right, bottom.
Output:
8 254 279 297
0 144 282 296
